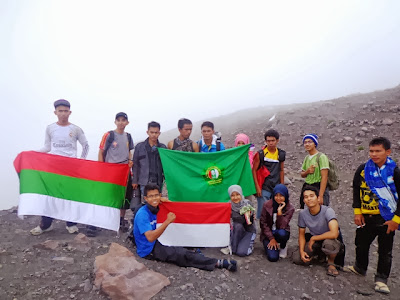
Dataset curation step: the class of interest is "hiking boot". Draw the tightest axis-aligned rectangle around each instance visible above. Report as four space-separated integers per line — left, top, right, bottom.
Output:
66 225 79 234
279 246 288 258
30 225 53 236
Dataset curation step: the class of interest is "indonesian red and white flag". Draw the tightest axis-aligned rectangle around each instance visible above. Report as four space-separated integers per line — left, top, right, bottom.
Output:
157 202 231 247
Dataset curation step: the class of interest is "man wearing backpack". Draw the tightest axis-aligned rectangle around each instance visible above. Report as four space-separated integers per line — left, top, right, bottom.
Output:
252 129 286 219
197 121 225 152
96 112 134 235
300 134 330 209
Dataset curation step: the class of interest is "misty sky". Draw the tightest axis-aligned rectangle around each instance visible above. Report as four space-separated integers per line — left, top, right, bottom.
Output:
1 0 400 210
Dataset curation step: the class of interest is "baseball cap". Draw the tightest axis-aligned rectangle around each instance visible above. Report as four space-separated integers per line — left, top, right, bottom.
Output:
115 112 128 120
54 99 71 108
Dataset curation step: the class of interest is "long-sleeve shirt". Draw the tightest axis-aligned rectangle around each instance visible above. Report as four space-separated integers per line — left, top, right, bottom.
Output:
39 122 89 158
260 199 294 242
353 163 400 223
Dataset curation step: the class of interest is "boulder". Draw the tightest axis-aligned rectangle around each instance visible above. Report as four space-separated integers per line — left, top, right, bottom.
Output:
94 243 170 300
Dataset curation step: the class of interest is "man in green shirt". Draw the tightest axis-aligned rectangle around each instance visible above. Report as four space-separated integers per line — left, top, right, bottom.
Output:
300 134 330 208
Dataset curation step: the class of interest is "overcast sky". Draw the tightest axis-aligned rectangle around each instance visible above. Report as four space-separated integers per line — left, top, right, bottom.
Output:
1 0 400 210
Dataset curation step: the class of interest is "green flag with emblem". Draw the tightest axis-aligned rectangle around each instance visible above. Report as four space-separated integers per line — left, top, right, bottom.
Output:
158 145 255 202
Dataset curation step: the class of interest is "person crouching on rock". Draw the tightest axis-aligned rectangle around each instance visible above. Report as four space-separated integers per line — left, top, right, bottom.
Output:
221 185 257 256
292 186 345 277
260 184 294 261
133 183 237 271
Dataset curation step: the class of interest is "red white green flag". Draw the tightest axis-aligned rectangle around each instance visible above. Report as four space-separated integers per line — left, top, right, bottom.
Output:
14 151 129 231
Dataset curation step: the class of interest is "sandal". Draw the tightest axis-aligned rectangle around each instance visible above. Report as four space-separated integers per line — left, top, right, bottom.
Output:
375 282 390 294
326 263 339 277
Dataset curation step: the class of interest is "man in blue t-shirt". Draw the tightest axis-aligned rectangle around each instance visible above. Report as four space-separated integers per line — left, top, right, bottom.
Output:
133 184 237 271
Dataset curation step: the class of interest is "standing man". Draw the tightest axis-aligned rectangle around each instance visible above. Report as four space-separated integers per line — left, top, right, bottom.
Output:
132 121 167 197
98 112 134 233
252 129 286 219
30 99 89 235
197 121 225 152
347 137 400 294
167 118 199 152
300 134 330 209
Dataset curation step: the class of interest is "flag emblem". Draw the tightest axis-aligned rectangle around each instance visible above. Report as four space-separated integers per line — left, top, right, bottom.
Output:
205 166 222 185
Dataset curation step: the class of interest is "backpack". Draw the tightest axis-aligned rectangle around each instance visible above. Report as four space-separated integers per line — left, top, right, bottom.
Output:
103 130 133 160
257 148 284 169
316 153 339 191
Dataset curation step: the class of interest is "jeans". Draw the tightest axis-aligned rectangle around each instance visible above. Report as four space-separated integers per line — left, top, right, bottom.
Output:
354 214 395 284
263 229 290 262
256 190 272 219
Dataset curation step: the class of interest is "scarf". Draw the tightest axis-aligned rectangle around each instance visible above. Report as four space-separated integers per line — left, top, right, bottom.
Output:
146 202 160 215
228 185 249 213
364 157 399 222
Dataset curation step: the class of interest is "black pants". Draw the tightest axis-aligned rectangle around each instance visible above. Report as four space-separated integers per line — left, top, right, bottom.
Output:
146 240 218 271
300 182 330 209
41 216 76 230
354 214 395 284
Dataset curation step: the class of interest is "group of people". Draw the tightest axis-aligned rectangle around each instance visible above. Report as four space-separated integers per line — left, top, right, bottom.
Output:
29 99 399 294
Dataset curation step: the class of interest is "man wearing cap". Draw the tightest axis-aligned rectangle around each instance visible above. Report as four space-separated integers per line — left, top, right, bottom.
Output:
30 99 90 235
97 112 134 235
299 134 330 209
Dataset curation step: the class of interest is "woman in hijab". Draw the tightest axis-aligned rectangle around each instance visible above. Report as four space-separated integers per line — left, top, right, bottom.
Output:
225 185 257 257
260 184 294 262
234 133 255 168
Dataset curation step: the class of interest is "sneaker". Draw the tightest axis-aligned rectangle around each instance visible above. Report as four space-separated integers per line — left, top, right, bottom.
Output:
279 246 288 258
375 282 390 294
343 265 364 276
220 247 230 255
30 225 53 236
120 218 129 233
66 225 79 234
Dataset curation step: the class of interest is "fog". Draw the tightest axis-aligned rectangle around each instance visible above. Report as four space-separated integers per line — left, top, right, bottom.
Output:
1 0 400 210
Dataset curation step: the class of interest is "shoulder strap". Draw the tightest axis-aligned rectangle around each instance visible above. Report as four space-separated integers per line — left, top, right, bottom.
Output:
257 149 264 170
127 133 132 148
216 139 221 151
103 130 115 159
315 152 322 169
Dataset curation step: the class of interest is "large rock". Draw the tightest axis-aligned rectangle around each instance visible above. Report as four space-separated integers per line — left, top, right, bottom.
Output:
94 243 170 300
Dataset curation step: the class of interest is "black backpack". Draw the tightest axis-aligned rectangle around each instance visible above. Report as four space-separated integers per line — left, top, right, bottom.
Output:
103 130 132 160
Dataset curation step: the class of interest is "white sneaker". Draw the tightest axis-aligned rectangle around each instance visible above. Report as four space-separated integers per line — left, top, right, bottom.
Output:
279 246 288 258
220 247 230 255
30 225 53 236
66 225 79 234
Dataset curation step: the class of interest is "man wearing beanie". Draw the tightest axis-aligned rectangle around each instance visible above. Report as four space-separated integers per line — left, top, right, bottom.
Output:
299 134 330 209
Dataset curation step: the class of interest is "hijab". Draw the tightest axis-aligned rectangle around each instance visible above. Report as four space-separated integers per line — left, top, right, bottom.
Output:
272 184 289 213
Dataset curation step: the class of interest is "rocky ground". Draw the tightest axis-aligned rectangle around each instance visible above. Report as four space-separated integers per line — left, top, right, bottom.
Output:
1 85 400 299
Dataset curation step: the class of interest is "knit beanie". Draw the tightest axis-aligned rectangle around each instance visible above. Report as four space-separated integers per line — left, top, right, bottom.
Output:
303 134 319 147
